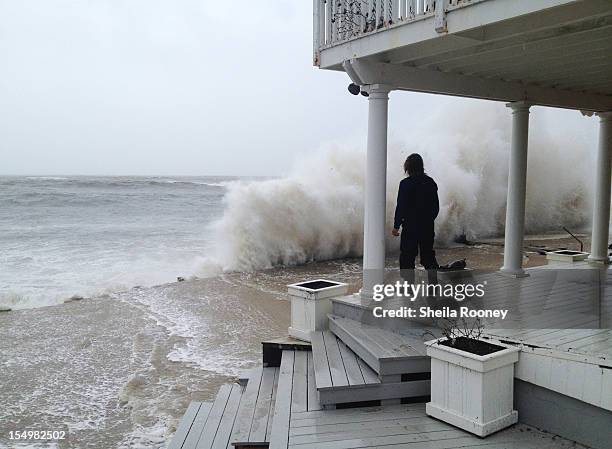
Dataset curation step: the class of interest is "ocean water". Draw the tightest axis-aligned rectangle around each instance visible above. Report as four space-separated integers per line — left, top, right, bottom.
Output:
0 174 364 449
0 176 238 310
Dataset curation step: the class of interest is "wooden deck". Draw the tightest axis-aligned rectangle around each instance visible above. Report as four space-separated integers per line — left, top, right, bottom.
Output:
171 349 589 449
330 263 612 416
169 263 611 448
334 264 612 350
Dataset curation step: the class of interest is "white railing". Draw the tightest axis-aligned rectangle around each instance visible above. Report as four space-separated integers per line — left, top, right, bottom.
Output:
313 0 477 65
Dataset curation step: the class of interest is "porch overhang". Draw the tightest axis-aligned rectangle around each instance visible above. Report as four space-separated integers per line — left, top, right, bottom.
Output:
344 59 612 112
318 0 612 112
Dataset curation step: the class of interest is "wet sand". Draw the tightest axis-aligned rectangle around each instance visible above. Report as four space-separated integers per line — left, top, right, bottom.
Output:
0 233 590 448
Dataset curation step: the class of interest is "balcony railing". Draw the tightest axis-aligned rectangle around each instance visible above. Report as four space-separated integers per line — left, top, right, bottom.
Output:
313 0 480 65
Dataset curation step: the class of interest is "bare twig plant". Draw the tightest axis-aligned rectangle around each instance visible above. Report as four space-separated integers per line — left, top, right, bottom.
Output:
423 316 485 350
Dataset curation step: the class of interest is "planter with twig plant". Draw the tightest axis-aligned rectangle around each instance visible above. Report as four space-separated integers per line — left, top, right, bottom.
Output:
424 318 520 437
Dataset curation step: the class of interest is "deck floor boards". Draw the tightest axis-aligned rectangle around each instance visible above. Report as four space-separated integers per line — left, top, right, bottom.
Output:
173 339 594 449
269 350 295 449
291 351 308 413
210 384 242 449
336 337 366 385
181 402 213 448
230 367 262 444
168 401 205 449
264 367 281 441
195 384 235 449
286 403 587 449
323 330 350 387
346 264 612 366
306 352 321 412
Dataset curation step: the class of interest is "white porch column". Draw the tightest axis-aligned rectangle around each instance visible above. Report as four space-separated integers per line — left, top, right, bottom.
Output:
588 112 612 263
501 102 531 277
361 85 391 299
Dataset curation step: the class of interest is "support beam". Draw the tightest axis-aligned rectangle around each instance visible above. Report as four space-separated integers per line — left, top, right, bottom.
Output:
347 59 612 112
501 102 531 277
361 85 391 299
588 112 612 263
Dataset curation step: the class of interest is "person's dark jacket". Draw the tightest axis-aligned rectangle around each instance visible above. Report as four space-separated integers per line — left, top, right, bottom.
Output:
393 173 439 231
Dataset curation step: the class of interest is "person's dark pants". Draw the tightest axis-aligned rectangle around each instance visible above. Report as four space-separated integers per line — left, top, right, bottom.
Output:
400 227 438 270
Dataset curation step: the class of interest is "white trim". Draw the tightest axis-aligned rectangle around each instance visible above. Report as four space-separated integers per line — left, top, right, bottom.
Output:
425 338 520 373
426 403 518 437
347 59 612 112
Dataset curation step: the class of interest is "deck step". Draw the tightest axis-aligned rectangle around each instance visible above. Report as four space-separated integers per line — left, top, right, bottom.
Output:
167 401 211 449
171 367 282 449
269 350 321 449
328 314 430 378
230 366 279 447
311 330 430 406
169 383 242 449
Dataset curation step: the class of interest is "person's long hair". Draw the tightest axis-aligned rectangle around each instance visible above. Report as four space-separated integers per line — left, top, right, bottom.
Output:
404 153 424 176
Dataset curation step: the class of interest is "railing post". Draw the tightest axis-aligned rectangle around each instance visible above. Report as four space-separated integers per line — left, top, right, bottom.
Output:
313 0 321 65
332 0 338 42
360 1 366 33
325 0 332 43
319 0 326 45
435 0 448 32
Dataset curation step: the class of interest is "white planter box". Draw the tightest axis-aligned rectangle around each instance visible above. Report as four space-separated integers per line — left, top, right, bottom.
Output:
546 250 589 263
425 338 520 437
287 279 348 342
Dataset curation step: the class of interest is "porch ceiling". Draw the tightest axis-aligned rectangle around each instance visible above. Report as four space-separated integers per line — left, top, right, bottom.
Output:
320 0 612 111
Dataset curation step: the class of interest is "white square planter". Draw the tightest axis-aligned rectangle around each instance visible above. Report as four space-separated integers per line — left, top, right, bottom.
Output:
546 250 589 263
287 279 348 342
425 338 520 437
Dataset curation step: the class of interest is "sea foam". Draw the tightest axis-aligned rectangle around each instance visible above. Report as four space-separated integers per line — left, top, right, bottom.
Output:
210 103 593 272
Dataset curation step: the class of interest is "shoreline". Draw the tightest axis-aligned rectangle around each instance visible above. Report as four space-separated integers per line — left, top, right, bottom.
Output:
1 232 591 313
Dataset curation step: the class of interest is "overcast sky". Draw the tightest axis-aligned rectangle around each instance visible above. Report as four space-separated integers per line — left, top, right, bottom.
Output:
0 1 598 176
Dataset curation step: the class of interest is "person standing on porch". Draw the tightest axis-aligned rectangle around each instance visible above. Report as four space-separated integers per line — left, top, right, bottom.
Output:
391 153 439 272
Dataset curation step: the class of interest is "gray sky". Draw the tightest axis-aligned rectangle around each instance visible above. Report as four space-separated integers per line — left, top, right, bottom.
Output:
0 1 598 176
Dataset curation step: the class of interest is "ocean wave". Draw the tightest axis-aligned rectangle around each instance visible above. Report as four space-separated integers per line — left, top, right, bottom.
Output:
25 176 69 181
207 103 592 272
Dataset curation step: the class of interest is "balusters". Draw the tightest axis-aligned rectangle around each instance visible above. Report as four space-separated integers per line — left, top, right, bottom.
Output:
325 0 332 43
360 0 366 34
346 0 352 40
319 0 326 45
354 1 362 37
332 0 338 42
334 0 344 41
